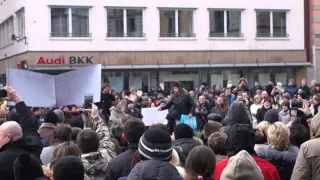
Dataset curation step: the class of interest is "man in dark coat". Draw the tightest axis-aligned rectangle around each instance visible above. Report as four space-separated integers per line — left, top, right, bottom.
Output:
0 86 43 180
159 82 194 133
106 119 145 180
98 84 115 122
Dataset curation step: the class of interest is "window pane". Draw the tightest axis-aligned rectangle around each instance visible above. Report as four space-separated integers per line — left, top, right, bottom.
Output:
178 9 194 37
126 9 143 37
17 9 25 37
51 8 69 37
273 12 287 37
159 10 175 37
72 8 90 37
256 11 270 37
209 10 224 37
227 11 241 37
107 9 124 37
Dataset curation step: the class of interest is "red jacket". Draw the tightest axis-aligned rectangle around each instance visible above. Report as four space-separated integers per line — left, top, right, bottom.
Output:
213 155 281 180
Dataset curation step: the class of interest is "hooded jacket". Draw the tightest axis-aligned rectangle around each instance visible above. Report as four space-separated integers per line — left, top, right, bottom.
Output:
237 78 250 92
255 144 299 180
81 115 116 180
127 160 183 180
109 106 126 124
220 150 263 180
38 123 56 146
291 112 320 180
222 101 252 135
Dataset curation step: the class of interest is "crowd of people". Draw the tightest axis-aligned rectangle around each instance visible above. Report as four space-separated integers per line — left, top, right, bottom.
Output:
0 77 319 180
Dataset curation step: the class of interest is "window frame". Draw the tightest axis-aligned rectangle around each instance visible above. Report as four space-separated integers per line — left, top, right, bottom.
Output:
105 7 145 38
208 9 243 38
16 8 25 38
0 16 14 48
49 6 92 38
255 10 289 38
158 8 196 38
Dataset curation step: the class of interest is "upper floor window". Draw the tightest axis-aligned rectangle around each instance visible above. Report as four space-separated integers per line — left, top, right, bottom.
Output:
159 9 195 38
16 8 25 37
50 7 90 37
209 9 242 37
106 8 144 37
0 17 14 48
256 11 287 37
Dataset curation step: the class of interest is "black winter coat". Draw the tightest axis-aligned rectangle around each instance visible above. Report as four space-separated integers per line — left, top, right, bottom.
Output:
162 90 194 119
105 143 138 180
98 92 116 117
0 102 43 180
127 160 183 180
256 106 272 123
125 108 143 119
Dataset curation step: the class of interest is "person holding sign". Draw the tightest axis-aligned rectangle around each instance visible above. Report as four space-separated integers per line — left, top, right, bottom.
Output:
159 82 194 134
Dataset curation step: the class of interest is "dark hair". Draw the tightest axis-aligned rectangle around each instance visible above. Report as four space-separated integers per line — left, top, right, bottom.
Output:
208 132 228 155
124 119 145 143
281 99 290 107
204 122 223 138
149 123 169 134
44 110 60 125
110 123 124 142
52 123 72 145
185 146 216 179
112 100 120 107
76 129 99 154
71 127 82 142
290 124 310 147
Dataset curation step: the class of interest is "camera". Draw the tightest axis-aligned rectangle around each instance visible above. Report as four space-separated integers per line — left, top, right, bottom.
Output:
290 101 304 109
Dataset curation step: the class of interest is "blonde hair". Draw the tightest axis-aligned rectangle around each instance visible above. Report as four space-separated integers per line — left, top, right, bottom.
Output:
254 95 262 105
256 121 271 136
277 82 283 87
267 122 290 149
130 88 137 93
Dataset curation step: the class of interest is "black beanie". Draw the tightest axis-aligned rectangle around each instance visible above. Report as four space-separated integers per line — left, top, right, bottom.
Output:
13 153 44 180
44 110 59 125
138 128 172 161
174 123 194 140
264 109 279 124
53 156 84 180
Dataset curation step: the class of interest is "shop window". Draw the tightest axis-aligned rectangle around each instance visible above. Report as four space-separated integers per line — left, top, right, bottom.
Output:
129 72 150 92
103 72 123 93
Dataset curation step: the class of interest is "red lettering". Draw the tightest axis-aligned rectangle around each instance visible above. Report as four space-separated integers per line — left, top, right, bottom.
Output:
37 57 46 64
37 56 65 65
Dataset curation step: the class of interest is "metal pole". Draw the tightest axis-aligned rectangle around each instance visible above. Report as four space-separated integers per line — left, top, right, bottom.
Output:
312 44 317 80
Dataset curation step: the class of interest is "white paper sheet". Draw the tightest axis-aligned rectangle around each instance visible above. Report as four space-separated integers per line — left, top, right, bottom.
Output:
141 107 168 126
6 65 101 107
55 65 101 106
7 69 56 107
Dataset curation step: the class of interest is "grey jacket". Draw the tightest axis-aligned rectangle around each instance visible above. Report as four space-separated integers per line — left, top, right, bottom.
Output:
40 145 57 165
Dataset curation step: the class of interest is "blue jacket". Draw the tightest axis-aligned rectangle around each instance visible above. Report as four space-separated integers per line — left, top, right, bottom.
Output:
284 85 297 97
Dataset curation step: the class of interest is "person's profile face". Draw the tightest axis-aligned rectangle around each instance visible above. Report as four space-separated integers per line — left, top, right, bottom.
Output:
63 107 69 113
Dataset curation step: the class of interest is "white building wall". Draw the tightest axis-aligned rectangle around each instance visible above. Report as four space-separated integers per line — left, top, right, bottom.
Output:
0 0 305 56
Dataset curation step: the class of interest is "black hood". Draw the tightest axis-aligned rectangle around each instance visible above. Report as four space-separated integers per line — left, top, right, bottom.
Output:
223 101 251 126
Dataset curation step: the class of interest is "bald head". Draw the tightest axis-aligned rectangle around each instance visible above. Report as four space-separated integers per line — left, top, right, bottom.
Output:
0 121 23 142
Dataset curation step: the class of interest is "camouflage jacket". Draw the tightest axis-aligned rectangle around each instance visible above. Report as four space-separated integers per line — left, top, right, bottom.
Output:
81 115 116 180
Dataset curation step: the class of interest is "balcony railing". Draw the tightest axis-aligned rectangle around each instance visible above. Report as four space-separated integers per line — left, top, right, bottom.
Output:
50 32 92 38
106 32 146 37
159 33 196 37
209 32 244 37
256 33 289 38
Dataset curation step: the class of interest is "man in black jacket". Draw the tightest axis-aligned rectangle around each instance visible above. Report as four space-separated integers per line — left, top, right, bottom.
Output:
105 118 145 180
0 86 43 180
98 84 115 122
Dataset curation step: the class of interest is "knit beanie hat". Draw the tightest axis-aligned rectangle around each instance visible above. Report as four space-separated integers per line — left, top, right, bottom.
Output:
13 153 45 180
174 123 194 140
264 109 279 124
221 150 263 180
138 128 173 161
53 156 84 180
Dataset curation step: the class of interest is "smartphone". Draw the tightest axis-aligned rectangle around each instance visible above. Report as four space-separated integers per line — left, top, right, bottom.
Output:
0 89 7 98
84 94 93 109
290 101 304 109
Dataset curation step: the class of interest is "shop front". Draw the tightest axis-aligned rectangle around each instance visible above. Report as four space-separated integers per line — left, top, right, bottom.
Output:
0 50 311 92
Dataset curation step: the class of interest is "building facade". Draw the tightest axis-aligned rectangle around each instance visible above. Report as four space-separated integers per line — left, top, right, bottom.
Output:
312 0 320 82
0 0 310 93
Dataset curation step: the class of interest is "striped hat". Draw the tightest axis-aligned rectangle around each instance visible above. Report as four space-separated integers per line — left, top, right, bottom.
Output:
138 128 173 161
